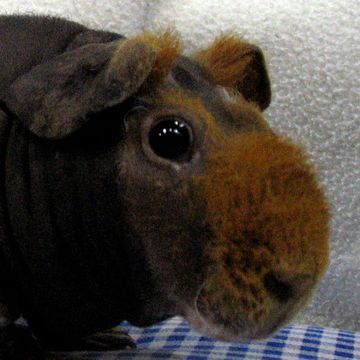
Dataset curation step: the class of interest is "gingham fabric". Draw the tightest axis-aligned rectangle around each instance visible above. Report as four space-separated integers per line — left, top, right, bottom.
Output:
58 316 360 359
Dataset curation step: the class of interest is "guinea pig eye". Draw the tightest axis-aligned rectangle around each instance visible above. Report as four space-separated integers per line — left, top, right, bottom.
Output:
149 118 193 162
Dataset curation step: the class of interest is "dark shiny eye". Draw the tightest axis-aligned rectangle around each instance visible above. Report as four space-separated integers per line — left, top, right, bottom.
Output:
149 118 192 161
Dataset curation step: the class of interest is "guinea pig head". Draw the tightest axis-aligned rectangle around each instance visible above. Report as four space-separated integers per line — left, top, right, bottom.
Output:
3 32 329 341
119 34 330 340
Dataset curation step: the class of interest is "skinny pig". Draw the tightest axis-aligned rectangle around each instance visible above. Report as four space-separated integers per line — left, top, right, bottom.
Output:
0 15 329 359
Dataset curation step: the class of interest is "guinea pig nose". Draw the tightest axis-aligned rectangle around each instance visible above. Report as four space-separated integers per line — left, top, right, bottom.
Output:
263 270 313 302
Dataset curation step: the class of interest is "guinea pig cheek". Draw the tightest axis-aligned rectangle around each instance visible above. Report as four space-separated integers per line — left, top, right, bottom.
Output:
185 133 330 341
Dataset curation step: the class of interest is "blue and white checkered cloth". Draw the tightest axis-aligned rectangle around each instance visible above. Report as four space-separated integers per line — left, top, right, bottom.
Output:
58 316 360 359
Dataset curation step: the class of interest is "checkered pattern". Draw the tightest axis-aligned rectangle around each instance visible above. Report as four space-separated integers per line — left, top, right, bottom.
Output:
58 317 360 359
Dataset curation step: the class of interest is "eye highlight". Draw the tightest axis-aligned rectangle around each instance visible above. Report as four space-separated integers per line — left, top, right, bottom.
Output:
149 117 193 162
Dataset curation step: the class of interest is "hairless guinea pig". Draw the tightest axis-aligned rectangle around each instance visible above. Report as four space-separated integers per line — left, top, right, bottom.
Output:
0 15 329 359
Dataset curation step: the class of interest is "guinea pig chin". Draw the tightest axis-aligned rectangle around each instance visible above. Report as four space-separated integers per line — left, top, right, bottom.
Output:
183 133 330 341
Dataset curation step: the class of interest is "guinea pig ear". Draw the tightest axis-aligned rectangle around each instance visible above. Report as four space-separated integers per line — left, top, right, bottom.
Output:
4 39 157 139
195 35 271 111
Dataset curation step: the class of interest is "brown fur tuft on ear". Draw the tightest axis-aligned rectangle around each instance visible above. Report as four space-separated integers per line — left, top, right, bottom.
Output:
195 34 271 111
135 30 182 89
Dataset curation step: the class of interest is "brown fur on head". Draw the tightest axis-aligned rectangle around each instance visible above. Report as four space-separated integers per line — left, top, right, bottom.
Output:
195 34 271 110
135 30 182 90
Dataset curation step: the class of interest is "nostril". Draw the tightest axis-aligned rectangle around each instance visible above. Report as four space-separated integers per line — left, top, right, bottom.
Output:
264 271 312 302
264 272 293 302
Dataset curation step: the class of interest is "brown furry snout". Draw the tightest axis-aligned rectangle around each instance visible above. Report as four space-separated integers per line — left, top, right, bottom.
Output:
189 133 329 340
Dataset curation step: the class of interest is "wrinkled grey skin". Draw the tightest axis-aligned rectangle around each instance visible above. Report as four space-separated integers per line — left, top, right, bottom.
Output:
0 15 234 358
0 14 327 360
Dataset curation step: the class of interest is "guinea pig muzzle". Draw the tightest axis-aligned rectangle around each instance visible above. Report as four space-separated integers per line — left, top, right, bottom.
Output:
185 132 330 341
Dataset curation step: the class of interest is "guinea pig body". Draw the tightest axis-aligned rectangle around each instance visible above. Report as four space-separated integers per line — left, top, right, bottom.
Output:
0 15 329 359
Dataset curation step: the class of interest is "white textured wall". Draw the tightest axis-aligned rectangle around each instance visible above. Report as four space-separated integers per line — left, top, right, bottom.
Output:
0 0 148 35
1 0 359 331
